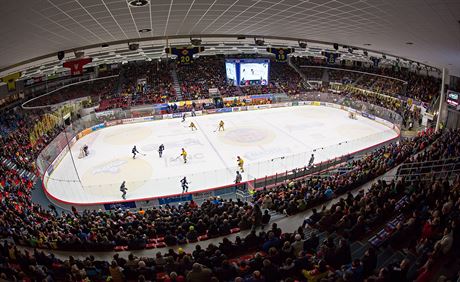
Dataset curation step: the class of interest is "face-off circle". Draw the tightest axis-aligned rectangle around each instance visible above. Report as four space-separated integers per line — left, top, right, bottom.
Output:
222 127 276 146
81 157 153 196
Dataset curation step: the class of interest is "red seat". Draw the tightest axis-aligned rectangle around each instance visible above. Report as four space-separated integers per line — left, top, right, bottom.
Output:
145 243 156 249
155 242 166 248
198 235 208 241
114 246 128 252
230 228 241 234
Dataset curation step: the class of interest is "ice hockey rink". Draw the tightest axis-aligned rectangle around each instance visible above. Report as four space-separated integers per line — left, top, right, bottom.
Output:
44 105 399 204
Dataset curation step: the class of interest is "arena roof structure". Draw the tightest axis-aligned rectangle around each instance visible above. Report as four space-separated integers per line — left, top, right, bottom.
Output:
0 0 459 76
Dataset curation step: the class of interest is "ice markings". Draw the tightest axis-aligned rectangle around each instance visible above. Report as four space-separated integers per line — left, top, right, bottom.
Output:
93 160 127 175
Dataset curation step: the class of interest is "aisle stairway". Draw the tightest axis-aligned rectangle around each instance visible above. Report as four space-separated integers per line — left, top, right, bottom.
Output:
170 64 183 100
1 157 37 182
288 57 312 90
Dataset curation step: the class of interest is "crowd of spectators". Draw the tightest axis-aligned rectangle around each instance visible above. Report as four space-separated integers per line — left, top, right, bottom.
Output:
328 69 362 84
27 77 118 109
176 56 233 100
291 56 440 103
269 62 306 95
252 128 440 217
0 54 455 281
1 126 458 282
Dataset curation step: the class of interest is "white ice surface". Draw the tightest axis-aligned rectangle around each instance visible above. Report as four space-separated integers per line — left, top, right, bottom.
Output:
44 106 398 203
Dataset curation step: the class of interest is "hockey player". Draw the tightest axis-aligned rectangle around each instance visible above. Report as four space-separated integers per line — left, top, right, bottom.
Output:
218 120 225 131
180 148 188 163
235 171 242 184
181 113 186 122
189 122 197 131
237 156 244 172
120 181 128 199
83 144 89 156
181 177 189 193
158 144 165 158
132 145 140 159
308 154 315 167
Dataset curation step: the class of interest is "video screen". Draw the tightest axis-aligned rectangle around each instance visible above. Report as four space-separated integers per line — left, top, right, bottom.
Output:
225 62 237 85
225 59 270 86
447 90 459 107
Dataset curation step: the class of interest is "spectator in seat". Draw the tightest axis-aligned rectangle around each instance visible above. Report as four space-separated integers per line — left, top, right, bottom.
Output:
388 258 410 282
291 234 304 257
434 227 453 255
261 210 271 228
186 226 198 242
302 208 323 228
165 232 178 246
362 247 377 277
109 260 124 282
186 263 212 282
303 232 319 254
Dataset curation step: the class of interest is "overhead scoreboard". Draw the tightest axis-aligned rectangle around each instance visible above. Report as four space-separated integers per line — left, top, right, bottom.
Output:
225 59 270 86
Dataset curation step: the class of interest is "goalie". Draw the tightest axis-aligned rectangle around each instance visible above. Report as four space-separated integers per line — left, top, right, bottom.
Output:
79 144 89 158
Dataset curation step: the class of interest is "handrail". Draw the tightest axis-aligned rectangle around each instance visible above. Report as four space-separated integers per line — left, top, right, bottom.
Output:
298 65 408 84
21 75 119 110
398 156 460 168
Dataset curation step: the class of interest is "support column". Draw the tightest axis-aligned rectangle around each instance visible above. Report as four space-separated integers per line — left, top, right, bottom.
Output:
436 68 447 132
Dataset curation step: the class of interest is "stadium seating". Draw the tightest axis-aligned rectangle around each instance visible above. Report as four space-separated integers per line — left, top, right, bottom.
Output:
0 56 457 281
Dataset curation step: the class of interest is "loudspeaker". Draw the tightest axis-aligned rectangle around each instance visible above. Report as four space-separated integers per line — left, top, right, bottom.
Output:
129 43 139 51
333 43 339 50
255 39 265 46
190 38 202 46
57 51 65 60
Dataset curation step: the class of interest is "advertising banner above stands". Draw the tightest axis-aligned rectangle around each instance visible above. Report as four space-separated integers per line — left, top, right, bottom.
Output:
250 94 275 100
95 110 115 118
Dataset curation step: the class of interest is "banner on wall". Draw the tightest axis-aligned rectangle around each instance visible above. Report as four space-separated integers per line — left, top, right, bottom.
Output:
266 47 294 62
1 72 21 91
164 46 205 64
323 52 340 64
104 201 136 210
63 58 92 75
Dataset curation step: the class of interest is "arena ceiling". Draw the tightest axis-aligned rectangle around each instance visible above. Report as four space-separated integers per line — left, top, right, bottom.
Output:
1 0 459 76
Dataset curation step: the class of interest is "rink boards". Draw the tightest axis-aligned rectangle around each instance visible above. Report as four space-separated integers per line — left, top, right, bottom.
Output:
43 101 399 209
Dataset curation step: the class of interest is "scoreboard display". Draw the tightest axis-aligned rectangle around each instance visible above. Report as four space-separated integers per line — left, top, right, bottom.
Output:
447 90 459 107
225 59 270 86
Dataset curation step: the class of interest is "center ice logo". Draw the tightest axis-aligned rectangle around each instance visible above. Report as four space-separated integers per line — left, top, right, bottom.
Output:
223 127 275 146
93 160 127 174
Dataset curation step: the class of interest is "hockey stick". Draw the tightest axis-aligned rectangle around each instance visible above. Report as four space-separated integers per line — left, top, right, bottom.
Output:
213 126 220 132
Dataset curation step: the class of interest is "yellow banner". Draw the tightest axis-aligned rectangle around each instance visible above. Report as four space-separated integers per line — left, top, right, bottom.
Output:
1 72 21 91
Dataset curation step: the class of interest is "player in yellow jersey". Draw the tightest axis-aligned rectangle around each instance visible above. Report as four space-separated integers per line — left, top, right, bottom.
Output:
218 120 225 131
237 156 244 172
180 148 188 163
189 121 197 131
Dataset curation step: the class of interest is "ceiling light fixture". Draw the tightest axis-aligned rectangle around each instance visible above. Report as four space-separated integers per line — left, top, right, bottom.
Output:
139 28 151 33
405 42 414 45
129 0 149 7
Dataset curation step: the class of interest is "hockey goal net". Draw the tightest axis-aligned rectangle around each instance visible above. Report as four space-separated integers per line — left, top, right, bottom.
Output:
348 112 357 119
78 146 88 159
